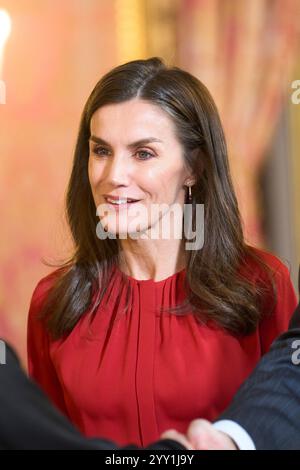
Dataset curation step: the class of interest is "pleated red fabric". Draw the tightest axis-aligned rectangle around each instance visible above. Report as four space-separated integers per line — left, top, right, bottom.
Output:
28 249 297 446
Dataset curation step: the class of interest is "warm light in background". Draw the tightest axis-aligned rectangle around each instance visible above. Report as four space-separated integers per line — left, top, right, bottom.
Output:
0 9 11 45
0 8 11 77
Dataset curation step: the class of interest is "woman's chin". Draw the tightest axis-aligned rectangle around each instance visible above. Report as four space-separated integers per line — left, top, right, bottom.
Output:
98 224 142 239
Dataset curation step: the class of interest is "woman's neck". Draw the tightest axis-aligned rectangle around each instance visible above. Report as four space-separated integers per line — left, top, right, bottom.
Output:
117 237 187 282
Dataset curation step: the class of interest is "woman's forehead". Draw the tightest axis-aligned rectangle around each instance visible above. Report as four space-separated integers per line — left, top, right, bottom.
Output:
90 100 177 140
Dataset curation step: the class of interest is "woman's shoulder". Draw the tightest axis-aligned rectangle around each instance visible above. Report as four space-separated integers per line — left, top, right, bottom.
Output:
29 267 66 311
247 245 288 267
244 245 292 284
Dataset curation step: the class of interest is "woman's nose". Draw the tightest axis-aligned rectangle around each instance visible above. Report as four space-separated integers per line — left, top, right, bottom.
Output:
106 154 130 185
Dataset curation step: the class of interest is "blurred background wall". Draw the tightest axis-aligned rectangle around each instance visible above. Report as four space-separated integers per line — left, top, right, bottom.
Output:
0 0 299 364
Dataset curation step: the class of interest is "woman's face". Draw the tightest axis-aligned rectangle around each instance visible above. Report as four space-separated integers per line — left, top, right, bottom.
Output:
88 98 192 237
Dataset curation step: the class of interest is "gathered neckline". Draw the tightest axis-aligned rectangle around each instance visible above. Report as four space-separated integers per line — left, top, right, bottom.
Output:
115 265 186 285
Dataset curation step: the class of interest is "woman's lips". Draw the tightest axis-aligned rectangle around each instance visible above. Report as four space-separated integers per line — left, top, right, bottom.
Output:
104 199 141 210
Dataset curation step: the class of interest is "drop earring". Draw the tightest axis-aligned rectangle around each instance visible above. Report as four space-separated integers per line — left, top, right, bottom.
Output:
188 185 192 202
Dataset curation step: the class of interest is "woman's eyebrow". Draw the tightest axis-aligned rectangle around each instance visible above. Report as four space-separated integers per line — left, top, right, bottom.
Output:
89 135 164 149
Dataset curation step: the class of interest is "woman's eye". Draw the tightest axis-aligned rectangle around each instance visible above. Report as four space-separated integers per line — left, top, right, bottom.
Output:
135 150 155 160
93 146 110 156
91 146 154 160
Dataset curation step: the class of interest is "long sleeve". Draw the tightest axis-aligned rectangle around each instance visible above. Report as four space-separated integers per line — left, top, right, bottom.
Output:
258 258 298 354
27 278 68 417
1 344 116 449
213 420 256 450
219 323 300 449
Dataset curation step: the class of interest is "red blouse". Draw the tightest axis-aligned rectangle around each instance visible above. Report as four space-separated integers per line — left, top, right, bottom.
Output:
27 249 297 447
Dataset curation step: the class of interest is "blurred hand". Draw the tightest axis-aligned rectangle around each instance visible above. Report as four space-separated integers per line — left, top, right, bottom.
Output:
160 429 195 450
161 419 237 450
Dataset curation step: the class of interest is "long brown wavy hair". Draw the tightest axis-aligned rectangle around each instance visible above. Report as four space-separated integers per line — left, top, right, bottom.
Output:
40 57 276 340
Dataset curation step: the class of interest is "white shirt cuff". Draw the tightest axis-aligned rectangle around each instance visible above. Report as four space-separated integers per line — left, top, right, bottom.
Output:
213 420 256 450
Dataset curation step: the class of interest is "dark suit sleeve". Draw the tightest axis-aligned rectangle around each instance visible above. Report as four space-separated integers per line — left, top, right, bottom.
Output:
0 343 185 450
219 303 300 450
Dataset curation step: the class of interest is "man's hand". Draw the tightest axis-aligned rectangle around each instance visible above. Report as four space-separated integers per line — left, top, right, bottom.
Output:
161 419 238 450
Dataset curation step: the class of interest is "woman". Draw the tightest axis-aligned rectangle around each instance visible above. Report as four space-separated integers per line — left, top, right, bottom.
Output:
27 57 297 447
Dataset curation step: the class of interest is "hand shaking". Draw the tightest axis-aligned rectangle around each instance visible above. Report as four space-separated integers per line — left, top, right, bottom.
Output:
161 419 238 450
